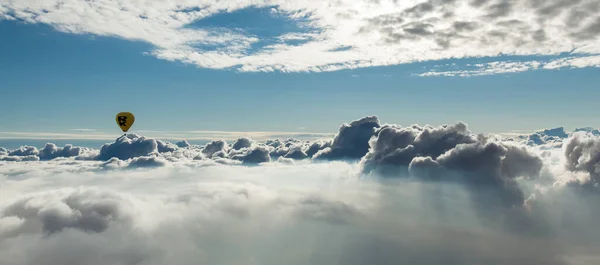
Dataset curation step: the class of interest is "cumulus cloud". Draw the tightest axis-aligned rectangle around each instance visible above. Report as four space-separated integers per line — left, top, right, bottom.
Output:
1 0 599 73
2 150 600 265
574 127 600 136
304 140 332 158
175 140 191 148
231 137 254 150
201 140 228 158
314 116 380 160
231 146 271 164
97 134 160 161
127 155 169 168
38 143 98 160
360 122 476 174
1 155 40 162
4 116 600 264
284 146 308 160
521 127 570 146
355 121 551 226
8 146 39 157
563 131 600 183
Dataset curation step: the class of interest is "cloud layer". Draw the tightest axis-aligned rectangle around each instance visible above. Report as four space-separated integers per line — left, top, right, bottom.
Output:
2 116 600 265
1 0 599 73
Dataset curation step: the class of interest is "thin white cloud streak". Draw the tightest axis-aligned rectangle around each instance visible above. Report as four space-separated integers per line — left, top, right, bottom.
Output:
1 0 599 73
419 55 600 77
70 129 97 132
0 130 334 141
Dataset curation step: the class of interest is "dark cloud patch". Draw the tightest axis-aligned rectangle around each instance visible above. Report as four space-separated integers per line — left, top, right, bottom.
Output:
1 155 40 162
566 8 591 28
314 116 380 160
442 11 454 18
574 127 600 136
157 140 178 153
202 140 228 158
403 22 434 36
564 132 600 183
435 38 451 49
212 150 228 159
269 145 290 159
469 0 488 8
265 139 282 148
294 196 360 224
361 122 476 175
453 21 478 32
541 127 569 138
266 139 303 159
360 121 545 220
232 137 253 150
572 16 600 40
520 127 569 146
231 146 271 164
176 140 191 148
364 10 413 27
284 146 308 160
423 142 527 208
495 19 525 27
532 29 547 42
305 140 331 158
100 158 127 170
0 147 8 156
359 13 403 35
407 140 544 232
536 0 582 18
486 0 514 18
404 2 435 18
128 156 168 168
501 144 544 179
360 0 450 36
8 146 39 157
2 189 131 235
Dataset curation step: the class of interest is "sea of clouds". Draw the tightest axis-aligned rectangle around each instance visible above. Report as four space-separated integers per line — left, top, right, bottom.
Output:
1 116 600 265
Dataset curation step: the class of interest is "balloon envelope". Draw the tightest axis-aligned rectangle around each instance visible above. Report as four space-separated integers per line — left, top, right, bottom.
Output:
116 112 135 132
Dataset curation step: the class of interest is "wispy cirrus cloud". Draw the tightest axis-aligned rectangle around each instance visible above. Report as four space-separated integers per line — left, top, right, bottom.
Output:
70 129 97 132
1 0 599 74
0 130 334 141
419 55 600 77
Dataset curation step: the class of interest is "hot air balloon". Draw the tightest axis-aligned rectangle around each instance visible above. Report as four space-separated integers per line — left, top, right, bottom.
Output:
116 112 135 133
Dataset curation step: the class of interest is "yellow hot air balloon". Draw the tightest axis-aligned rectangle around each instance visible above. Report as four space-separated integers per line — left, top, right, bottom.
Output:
116 112 135 133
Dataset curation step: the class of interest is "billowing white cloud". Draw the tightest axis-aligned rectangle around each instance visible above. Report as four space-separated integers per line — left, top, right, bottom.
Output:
1 0 599 73
2 116 600 264
2 144 600 265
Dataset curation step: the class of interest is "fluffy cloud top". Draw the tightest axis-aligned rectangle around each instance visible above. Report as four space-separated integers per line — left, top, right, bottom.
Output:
1 0 599 74
564 131 600 183
2 116 600 265
314 116 380 160
360 122 476 173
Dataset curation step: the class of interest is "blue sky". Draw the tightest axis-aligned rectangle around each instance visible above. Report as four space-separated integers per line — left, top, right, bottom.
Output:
1 1 600 140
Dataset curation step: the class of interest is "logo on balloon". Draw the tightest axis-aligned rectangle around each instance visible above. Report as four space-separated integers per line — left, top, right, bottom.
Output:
117 116 128 126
